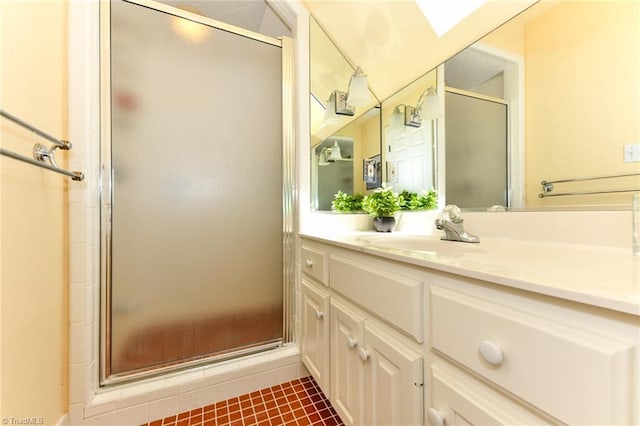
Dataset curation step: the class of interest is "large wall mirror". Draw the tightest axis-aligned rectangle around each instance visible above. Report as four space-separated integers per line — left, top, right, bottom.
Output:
310 17 381 211
311 0 640 212
440 0 639 210
380 68 441 198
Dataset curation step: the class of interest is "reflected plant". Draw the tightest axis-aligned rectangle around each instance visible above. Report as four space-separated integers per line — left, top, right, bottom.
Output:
398 189 438 211
331 191 364 213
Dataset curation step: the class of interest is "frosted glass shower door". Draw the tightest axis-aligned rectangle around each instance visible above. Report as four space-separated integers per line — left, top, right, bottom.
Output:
107 1 283 377
445 91 508 208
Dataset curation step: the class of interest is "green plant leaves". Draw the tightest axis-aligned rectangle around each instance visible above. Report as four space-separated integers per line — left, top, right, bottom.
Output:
362 185 401 217
332 186 437 216
331 191 364 213
398 189 438 211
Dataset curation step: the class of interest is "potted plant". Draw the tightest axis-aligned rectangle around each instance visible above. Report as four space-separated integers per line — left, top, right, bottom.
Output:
362 184 401 232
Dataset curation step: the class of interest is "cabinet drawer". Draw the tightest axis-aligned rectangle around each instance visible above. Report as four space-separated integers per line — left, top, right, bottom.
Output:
330 254 424 343
301 245 328 285
430 284 633 425
429 357 551 425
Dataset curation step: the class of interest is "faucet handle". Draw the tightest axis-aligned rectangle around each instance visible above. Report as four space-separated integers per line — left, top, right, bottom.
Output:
442 205 463 223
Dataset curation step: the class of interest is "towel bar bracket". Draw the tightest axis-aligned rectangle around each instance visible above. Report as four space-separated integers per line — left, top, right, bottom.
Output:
541 182 554 193
33 143 64 169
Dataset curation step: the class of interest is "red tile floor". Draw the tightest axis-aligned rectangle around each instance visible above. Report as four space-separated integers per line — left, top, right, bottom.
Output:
142 376 344 426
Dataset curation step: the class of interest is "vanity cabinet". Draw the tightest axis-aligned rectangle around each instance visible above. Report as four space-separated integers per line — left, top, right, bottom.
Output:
300 278 330 396
428 356 551 426
299 236 640 426
362 316 423 426
427 274 638 426
300 240 425 426
330 298 423 426
329 298 363 426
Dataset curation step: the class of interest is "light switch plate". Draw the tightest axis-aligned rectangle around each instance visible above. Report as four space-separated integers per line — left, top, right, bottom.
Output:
624 143 640 163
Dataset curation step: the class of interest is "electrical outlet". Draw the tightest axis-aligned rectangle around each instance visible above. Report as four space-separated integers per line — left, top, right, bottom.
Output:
624 143 640 163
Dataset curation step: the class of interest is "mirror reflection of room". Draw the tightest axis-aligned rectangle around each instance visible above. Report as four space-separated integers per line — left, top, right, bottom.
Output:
310 0 639 212
311 107 381 210
309 17 379 145
309 16 381 211
442 0 640 210
381 68 441 198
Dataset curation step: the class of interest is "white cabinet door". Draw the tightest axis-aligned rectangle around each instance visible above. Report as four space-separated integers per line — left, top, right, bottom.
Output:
330 299 365 426
331 299 424 426
301 278 331 396
363 322 423 426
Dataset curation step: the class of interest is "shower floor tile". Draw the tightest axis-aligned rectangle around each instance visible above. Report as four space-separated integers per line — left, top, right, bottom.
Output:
143 376 344 426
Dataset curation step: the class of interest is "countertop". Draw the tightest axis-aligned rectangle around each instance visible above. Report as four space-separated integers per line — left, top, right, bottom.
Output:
299 231 640 316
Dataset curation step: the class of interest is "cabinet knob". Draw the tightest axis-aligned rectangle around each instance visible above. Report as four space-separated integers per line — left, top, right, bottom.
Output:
479 340 504 367
315 310 324 319
305 259 314 268
426 408 445 426
346 337 357 349
358 347 370 362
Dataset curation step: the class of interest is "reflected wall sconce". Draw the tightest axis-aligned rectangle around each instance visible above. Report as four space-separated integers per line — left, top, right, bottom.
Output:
333 90 354 116
399 86 443 128
323 92 341 125
330 66 372 117
318 140 343 166
318 147 331 166
346 66 371 107
328 140 342 160
389 106 405 132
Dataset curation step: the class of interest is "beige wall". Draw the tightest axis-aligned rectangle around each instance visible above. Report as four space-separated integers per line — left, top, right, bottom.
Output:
355 112 380 194
477 1 639 207
524 1 640 206
0 1 68 423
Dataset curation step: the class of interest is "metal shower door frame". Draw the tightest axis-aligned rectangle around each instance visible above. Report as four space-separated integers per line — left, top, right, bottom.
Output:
98 0 295 386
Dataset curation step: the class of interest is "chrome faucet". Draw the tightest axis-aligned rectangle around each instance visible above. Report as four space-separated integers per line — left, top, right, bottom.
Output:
434 205 480 243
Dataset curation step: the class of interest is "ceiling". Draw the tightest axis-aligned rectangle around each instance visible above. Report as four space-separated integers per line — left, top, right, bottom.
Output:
156 0 290 38
444 0 559 93
445 47 508 91
303 0 538 101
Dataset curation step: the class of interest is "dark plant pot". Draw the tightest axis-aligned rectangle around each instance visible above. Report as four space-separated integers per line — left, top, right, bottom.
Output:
373 216 396 232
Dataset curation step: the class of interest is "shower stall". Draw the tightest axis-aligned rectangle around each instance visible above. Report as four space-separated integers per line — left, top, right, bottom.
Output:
444 90 508 209
101 0 294 384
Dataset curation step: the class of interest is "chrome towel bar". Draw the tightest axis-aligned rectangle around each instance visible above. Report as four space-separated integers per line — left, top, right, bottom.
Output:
0 147 84 181
539 188 639 198
0 108 84 181
539 172 640 198
0 109 70 149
